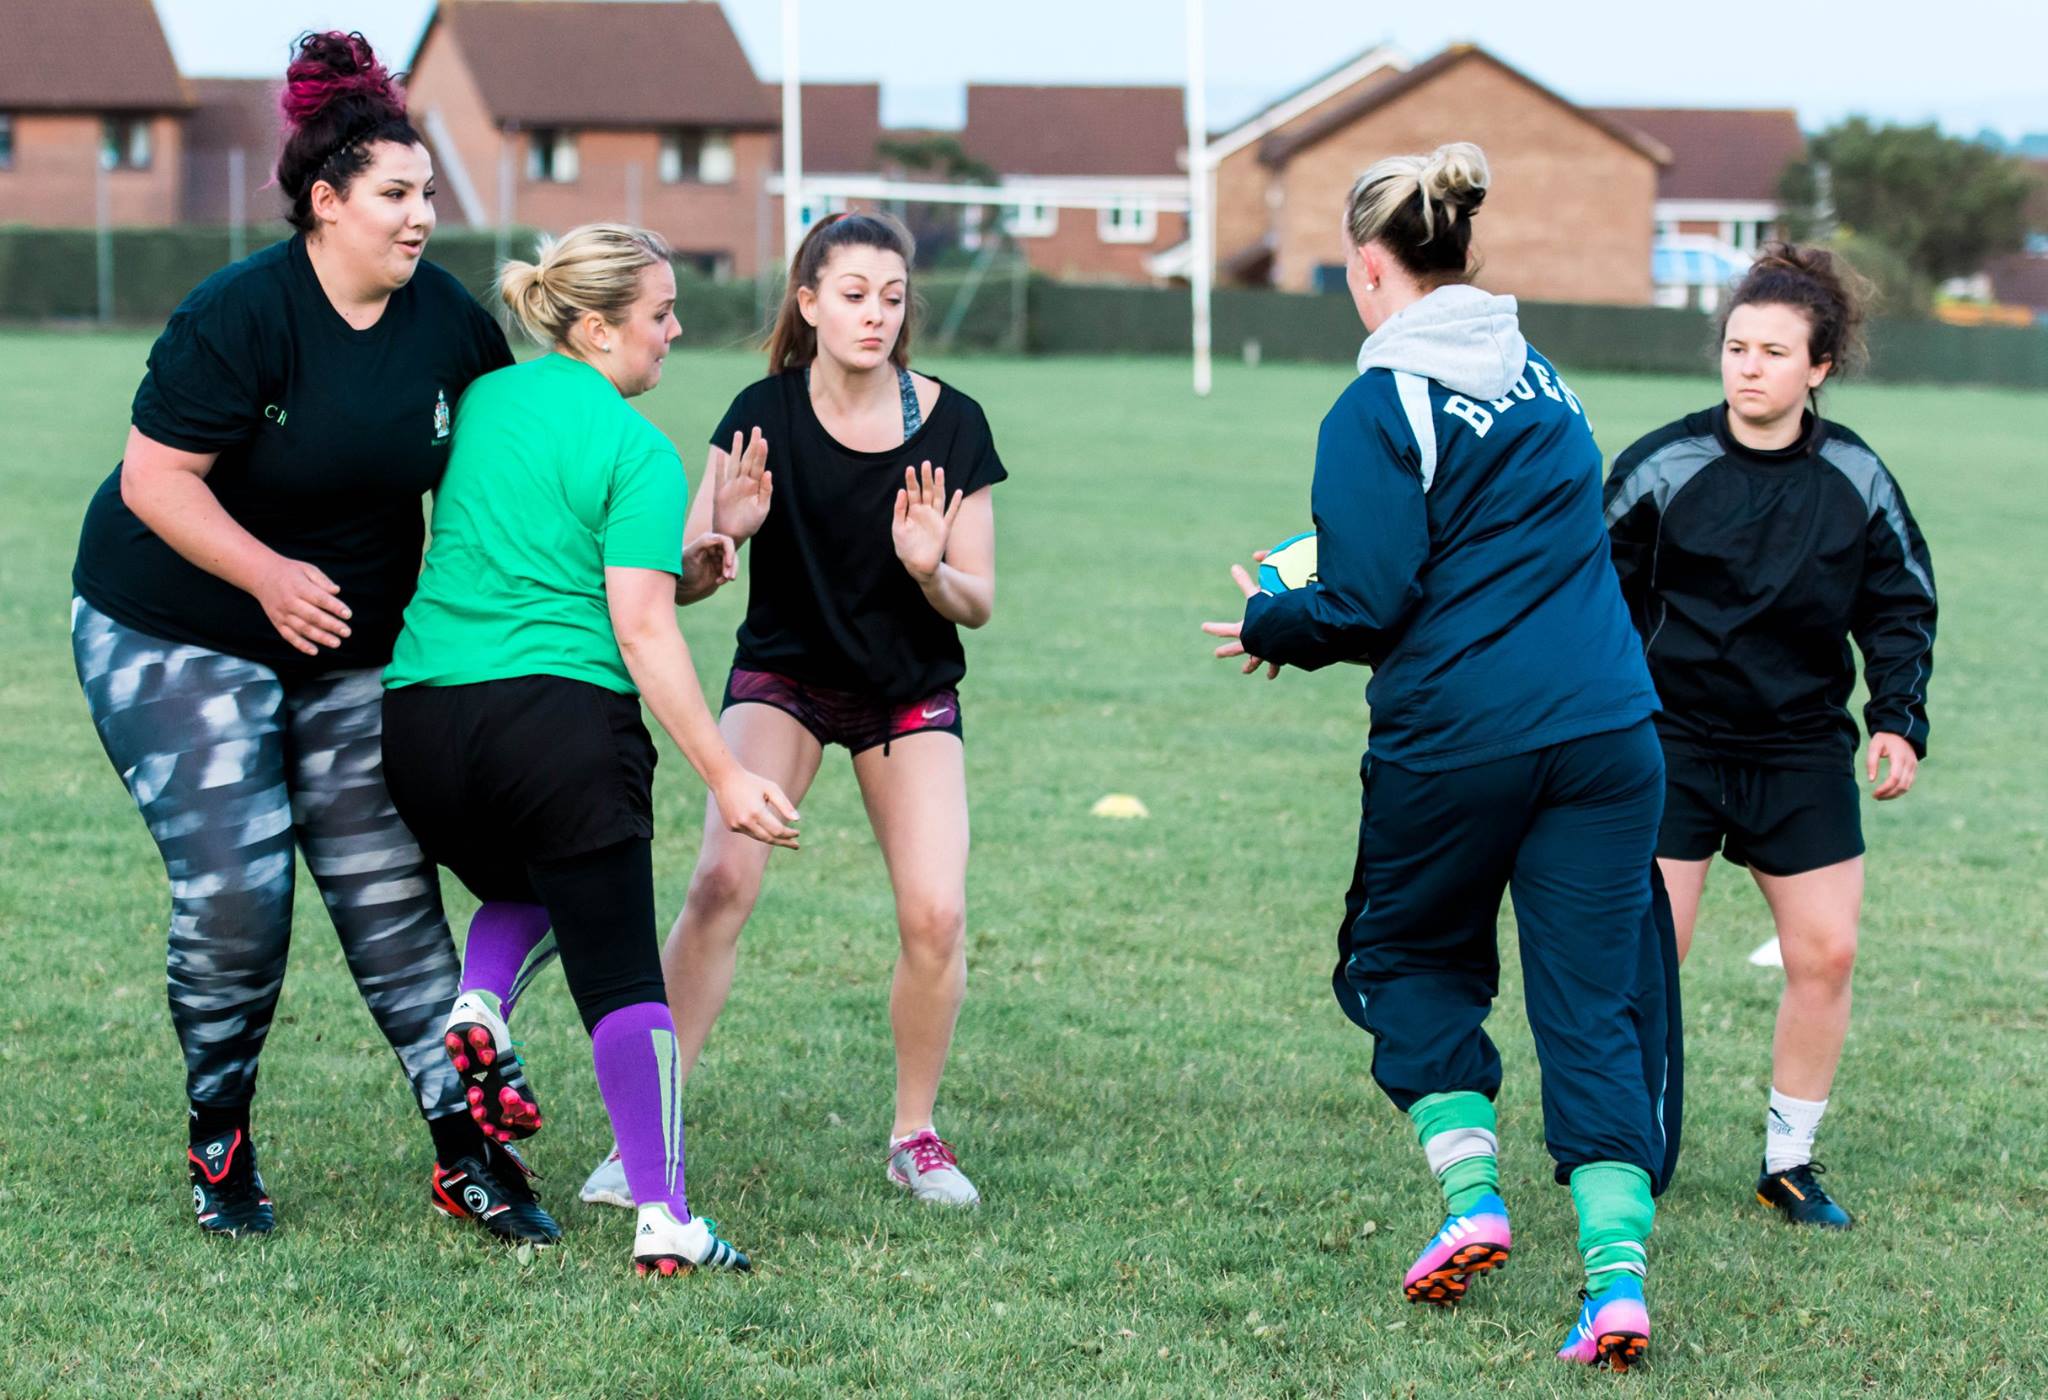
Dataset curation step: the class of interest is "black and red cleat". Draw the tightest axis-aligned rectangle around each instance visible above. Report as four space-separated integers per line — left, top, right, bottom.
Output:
432 1139 560 1246
441 991 541 1143
189 1127 275 1238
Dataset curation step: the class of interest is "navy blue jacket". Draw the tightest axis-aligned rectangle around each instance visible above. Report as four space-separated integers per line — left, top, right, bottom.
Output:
1242 288 1656 773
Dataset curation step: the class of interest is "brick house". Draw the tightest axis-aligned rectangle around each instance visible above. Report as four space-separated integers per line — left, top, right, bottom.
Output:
179 79 280 227
954 85 1190 284
1209 44 1669 305
405 0 781 275
1206 44 1409 285
1986 159 2048 317
0 0 189 227
1593 106 1805 252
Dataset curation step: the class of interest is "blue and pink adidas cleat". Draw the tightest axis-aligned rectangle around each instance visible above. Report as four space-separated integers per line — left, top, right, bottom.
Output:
1556 1277 1651 1371
1403 1192 1512 1304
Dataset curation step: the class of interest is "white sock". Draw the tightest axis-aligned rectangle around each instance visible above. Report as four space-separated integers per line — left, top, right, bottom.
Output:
1764 1088 1828 1173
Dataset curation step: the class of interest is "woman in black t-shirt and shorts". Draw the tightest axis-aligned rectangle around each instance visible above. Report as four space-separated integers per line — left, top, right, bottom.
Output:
67 34 531 1240
581 213 1004 1209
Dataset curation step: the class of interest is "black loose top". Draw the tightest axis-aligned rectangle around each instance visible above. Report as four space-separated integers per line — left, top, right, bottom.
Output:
711 371 1006 702
73 235 512 676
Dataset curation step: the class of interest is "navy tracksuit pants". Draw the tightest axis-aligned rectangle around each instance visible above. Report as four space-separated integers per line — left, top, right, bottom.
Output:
1335 718 1683 1193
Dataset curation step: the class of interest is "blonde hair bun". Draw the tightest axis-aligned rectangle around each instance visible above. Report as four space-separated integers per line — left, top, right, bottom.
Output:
1419 142 1490 213
495 223 671 348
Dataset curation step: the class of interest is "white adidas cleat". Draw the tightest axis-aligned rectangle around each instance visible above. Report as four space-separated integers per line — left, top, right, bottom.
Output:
633 1202 751 1276
441 990 541 1142
886 1128 981 1207
579 1145 633 1209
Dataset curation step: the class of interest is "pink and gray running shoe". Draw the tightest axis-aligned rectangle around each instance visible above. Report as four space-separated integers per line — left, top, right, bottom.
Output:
1403 1192 1512 1304
886 1129 980 1207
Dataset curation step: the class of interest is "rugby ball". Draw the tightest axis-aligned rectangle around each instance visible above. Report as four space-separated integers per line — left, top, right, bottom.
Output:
1257 531 1318 593
1254 530 1369 666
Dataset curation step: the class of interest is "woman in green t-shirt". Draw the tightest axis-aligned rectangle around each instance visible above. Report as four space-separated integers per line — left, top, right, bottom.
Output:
383 224 792 1276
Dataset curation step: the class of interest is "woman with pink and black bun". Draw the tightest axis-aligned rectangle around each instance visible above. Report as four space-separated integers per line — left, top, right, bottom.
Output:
68 33 538 1244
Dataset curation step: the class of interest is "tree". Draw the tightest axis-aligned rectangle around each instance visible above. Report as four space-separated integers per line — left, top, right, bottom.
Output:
872 136 1002 264
1780 119 2036 287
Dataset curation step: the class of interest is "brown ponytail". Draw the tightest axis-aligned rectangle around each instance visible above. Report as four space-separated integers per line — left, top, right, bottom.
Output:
765 212 918 371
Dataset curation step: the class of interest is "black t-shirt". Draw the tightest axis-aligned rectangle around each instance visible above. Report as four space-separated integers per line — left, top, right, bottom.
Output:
72 235 513 677
712 370 1006 702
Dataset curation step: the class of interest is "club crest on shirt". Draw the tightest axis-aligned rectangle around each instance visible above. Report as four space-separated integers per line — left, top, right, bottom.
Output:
432 389 451 444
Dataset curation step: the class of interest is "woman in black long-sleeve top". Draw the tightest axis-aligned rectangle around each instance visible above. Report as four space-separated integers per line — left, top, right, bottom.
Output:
1605 245 1936 1231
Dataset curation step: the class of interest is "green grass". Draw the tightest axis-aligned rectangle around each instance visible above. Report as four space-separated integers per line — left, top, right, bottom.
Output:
2 332 2045 1397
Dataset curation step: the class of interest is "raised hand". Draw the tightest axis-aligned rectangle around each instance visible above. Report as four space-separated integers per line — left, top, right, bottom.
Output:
712 428 773 543
892 460 963 583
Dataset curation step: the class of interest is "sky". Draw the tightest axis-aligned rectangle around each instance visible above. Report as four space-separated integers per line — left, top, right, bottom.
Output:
153 0 2047 141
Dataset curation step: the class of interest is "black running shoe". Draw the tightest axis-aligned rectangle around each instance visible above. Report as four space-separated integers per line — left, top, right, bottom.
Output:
433 1140 561 1246
1756 1160 1854 1229
188 1127 275 1237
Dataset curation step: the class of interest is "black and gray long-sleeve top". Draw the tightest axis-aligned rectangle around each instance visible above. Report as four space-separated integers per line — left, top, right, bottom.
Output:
1603 405 1936 771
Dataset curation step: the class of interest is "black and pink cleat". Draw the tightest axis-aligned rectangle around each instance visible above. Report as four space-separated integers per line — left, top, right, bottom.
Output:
442 990 542 1143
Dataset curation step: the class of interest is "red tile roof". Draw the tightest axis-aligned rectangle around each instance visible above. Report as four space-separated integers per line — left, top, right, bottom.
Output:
1593 107 1805 202
0 0 187 111
1260 45 1667 170
772 83 882 173
429 1 777 128
961 85 1186 178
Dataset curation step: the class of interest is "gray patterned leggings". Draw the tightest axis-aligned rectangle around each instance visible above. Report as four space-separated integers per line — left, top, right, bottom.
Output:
71 597 464 1119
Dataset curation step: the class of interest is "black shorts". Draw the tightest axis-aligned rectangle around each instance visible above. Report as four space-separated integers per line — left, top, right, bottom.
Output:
382 674 657 902
1658 751 1864 877
723 667 962 755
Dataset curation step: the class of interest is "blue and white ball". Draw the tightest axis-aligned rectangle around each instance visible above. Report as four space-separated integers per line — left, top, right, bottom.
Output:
1257 531 1318 593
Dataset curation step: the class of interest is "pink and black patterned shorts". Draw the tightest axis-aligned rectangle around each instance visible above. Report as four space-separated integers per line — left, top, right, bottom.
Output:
723 667 962 755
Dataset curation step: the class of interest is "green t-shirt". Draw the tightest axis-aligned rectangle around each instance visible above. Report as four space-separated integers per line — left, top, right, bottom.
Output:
385 353 686 694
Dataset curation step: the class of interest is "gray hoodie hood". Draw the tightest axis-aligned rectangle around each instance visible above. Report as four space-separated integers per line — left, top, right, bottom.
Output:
1355 284 1528 400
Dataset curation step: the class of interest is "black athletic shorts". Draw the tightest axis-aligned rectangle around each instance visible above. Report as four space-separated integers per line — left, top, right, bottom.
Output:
383 674 657 901
1658 750 1864 877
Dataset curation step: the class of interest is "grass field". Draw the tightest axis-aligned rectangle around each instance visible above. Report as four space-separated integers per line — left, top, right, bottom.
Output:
2 330 2045 1397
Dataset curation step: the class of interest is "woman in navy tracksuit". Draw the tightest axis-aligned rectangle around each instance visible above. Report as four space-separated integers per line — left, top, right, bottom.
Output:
1205 143 1679 1371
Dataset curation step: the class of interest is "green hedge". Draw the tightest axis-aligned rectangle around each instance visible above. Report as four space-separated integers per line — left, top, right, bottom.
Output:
1026 280 2048 389
7 227 2043 388
0 227 1027 359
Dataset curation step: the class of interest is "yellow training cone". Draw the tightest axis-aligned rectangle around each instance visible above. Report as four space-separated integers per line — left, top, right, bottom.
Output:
1091 793 1150 820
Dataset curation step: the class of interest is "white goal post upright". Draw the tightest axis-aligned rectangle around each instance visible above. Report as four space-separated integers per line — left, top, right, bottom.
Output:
774 0 1214 395
780 0 804 269
1186 0 1213 397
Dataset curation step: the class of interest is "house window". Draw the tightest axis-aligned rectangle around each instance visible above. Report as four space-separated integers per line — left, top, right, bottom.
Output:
796 194 847 229
1724 219 1772 253
100 116 151 171
660 129 735 185
1005 200 1056 239
526 128 578 183
0 115 14 170
1098 197 1156 245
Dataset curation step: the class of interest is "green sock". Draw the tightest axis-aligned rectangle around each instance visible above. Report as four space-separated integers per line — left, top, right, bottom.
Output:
1408 1091 1500 1216
1570 1162 1654 1300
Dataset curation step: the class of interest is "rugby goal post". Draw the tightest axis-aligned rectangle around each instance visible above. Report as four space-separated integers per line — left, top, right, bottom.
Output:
776 0 1215 395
